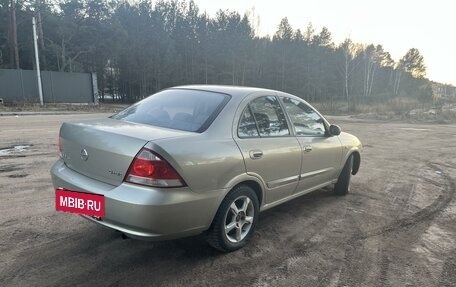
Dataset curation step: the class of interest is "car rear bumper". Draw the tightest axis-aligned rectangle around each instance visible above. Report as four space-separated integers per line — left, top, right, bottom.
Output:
51 159 225 240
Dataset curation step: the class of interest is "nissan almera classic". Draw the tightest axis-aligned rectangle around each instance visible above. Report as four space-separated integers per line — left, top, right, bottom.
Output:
51 85 362 252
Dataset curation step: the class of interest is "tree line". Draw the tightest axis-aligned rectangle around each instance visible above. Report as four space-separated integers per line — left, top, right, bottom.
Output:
1 0 432 110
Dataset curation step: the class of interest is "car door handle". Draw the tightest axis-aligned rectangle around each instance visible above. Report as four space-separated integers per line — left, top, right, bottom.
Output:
304 146 313 152
249 150 263 159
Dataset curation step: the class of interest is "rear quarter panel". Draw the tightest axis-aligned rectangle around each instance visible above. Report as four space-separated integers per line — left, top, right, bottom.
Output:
149 135 246 194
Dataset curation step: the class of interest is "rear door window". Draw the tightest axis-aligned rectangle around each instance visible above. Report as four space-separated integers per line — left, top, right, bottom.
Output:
247 96 290 137
112 89 230 132
238 106 260 137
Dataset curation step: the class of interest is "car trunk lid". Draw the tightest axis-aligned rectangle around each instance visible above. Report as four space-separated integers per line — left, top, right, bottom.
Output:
59 118 191 186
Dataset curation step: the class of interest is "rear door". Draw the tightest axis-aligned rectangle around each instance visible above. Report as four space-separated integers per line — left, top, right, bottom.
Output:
234 95 302 204
279 96 343 192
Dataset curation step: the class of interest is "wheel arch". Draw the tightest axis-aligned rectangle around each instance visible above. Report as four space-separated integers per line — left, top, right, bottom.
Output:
223 174 265 207
206 179 262 252
208 176 265 229
234 180 263 207
351 151 361 175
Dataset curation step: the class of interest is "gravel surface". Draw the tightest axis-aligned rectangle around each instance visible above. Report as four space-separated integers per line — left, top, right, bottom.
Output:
0 114 455 286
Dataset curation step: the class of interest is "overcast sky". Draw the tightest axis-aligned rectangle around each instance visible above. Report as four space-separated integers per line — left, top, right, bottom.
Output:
192 0 455 86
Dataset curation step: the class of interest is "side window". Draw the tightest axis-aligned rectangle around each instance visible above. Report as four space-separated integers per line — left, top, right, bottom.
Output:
238 106 259 137
249 96 290 137
280 97 326 136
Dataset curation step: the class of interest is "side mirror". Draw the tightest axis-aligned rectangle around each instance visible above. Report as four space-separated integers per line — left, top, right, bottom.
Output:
329 124 341 136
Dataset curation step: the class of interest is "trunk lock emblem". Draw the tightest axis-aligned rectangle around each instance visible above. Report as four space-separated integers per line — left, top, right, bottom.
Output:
80 149 89 161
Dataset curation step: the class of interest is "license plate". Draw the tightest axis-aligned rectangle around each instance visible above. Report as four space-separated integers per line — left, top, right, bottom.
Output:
55 189 105 217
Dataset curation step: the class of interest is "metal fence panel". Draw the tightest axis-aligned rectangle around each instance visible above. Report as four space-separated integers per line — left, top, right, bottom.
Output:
47 71 93 103
40 71 54 103
0 69 25 102
0 69 95 104
22 70 40 102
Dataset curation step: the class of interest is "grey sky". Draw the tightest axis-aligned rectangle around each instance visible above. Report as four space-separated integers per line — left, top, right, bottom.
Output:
192 0 455 86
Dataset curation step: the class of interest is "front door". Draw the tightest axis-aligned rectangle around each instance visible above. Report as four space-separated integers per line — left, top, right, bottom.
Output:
279 96 343 192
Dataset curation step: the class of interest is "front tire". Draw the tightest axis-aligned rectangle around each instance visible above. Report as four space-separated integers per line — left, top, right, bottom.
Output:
207 185 259 252
334 154 353 196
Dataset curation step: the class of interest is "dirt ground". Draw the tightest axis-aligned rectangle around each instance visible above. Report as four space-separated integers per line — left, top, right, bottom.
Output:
0 113 455 287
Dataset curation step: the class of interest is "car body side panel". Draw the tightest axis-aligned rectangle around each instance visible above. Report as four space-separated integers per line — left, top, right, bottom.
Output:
149 135 247 194
235 137 301 203
295 135 343 192
336 131 363 176
338 131 363 153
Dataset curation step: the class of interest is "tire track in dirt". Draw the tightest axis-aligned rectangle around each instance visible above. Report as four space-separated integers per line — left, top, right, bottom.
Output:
334 210 368 287
439 249 456 286
358 163 454 240
208 161 453 287
430 162 456 170
242 190 364 286
335 162 455 287
241 201 336 286
172 189 343 287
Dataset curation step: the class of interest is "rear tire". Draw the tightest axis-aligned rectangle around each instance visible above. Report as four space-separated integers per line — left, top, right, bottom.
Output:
207 185 259 252
334 155 353 196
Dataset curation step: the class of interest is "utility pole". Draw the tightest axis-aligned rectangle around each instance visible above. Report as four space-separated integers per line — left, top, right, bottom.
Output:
9 0 20 68
33 17 44 106
36 0 47 69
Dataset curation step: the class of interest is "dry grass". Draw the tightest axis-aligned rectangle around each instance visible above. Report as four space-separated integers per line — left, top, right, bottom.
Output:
0 103 127 114
315 97 456 123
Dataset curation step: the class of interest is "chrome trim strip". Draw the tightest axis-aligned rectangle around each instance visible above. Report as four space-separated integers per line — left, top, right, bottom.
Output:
267 175 299 189
300 167 334 180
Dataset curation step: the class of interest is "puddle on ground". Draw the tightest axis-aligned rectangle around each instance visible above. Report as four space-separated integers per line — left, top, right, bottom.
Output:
0 145 32 156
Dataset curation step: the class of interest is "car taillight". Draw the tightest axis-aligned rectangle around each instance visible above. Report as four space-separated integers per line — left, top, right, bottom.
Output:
124 148 186 188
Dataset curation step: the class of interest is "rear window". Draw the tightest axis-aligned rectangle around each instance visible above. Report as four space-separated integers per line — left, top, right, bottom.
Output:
111 89 230 132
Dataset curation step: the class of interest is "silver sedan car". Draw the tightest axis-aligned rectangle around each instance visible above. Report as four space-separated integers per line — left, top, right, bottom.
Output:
51 85 362 252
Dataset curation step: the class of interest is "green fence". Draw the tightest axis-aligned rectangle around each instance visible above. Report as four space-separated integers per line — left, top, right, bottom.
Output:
0 69 98 104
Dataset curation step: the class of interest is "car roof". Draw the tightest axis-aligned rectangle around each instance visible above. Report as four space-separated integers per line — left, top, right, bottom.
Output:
169 85 279 99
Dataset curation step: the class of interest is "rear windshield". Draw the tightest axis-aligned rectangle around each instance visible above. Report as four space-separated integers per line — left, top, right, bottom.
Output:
111 89 230 132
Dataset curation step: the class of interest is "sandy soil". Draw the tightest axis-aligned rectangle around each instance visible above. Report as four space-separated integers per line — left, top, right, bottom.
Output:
0 113 455 286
